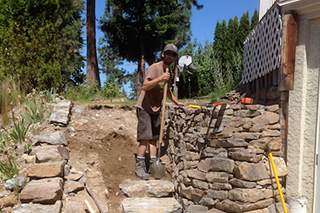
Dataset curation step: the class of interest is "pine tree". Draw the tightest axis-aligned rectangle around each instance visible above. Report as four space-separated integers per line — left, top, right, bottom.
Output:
87 0 101 88
251 9 259 30
237 11 251 53
98 37 131 89
99 0 197 99
213 20 228 74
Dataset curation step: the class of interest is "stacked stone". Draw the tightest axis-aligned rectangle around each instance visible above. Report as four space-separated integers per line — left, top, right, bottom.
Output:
0 100 93 213
165 103 287 213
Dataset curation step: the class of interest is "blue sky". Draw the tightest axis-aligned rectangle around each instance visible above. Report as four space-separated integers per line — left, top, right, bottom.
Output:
81 0 260 92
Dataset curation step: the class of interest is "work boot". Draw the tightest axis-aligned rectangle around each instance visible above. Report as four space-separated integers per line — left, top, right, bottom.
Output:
135 158 149 180
148 157 157 174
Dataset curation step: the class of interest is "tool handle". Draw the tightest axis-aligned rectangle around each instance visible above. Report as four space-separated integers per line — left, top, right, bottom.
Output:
268 151 288 213
267 144 271 153
158 68 169 158
188 105 201 109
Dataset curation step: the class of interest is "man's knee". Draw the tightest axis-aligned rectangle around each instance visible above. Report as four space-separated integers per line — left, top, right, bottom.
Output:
149 140 157 146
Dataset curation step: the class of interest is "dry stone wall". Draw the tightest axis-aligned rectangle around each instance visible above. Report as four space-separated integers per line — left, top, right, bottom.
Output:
164 103 287 213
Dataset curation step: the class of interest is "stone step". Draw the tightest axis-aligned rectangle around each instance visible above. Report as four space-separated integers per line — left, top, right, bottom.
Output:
121 197 182 213
119 180 174 198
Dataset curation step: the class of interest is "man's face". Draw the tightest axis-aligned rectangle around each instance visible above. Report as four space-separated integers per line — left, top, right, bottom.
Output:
162 51 177 65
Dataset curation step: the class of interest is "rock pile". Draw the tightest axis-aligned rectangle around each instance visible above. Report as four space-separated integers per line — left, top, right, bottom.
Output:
120 180 182 212
0 99 108 213
164 103 287 213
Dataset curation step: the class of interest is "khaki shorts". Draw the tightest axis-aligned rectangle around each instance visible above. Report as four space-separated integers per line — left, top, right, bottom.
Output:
136 108 160 142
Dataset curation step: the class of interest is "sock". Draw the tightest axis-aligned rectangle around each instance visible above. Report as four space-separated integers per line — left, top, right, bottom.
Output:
137 156 145 161
150 157 157 162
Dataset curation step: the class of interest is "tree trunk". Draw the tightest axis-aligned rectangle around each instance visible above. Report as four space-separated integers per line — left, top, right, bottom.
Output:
86 0 101 88
173 37 179 98
137 43 145 99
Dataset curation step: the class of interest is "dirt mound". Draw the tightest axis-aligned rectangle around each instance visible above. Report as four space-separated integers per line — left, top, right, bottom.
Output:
67 105 140 212
100 132 137 205
100 131 136 177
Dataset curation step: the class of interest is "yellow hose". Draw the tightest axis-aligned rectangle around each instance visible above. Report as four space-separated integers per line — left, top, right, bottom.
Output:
268 146 288 213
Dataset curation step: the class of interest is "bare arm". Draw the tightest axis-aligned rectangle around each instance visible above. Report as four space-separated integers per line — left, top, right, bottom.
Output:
167 89 185 106
142 73 170 91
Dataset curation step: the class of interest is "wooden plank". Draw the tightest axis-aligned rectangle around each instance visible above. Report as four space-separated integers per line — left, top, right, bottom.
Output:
279 13 298 91
273 68 278 86
280 91 289 161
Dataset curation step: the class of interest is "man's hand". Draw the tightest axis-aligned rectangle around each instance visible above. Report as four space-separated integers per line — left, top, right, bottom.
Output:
175 101 185 106
160 73 170 82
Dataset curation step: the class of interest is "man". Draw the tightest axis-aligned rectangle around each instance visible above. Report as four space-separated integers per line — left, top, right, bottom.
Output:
135 44 185 180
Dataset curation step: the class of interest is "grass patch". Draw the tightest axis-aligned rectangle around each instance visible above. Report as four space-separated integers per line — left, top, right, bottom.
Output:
0 156 19 180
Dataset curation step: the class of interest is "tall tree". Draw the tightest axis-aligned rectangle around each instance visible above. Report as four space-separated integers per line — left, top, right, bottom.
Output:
226 17 240 73
251 9 259 30
99 0 197 99
213 20 228 73
98 36 131 98
0 0 85 92
98 39 130 86
86 0 101 88
227 17 239 55
237 11 251 53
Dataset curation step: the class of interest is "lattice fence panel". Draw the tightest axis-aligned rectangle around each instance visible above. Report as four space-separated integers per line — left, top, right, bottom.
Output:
241 6 282 84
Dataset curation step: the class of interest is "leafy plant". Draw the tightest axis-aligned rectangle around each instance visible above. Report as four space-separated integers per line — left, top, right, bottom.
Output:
21 98 45 124
0 156 19 180
62 82 99 102
7 119 31 145
43 88 57 103
0 130 11 151
0 0 85 91
23 143 32 154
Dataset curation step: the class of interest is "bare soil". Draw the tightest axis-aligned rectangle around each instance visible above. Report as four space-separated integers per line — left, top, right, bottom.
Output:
67 105 139 212
66 104 171 212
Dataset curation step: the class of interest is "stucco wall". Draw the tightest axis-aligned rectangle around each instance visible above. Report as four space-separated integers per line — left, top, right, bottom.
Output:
287 17 320 212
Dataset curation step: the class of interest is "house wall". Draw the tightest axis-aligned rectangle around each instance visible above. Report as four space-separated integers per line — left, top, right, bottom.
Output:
259 0 277 20
286 16 320 212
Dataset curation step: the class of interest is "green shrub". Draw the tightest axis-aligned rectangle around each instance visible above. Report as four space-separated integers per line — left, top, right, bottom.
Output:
0 76 24 125
23 143 32 154
21 98 45 124
62 83 100 102
0 130 11 152
8 119 31 145
42 88 57 103
100 82 125 99
0 156 19 180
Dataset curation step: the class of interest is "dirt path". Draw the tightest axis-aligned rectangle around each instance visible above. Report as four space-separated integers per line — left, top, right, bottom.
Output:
67 105 143 212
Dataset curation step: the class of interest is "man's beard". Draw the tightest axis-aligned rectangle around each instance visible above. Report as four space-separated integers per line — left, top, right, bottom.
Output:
163 60 172 66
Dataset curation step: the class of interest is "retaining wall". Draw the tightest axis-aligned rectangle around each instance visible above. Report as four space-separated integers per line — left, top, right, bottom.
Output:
164 103 287 212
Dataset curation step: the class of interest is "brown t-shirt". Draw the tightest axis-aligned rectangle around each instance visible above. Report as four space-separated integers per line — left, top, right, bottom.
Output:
136 61 171 114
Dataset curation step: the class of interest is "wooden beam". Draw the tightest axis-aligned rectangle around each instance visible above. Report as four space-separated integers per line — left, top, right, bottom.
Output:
279 13 298 91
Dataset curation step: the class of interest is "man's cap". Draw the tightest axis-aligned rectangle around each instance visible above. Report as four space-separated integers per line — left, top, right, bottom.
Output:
163 44 178 54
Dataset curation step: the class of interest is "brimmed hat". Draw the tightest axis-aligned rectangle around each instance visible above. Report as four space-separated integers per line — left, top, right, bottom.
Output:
163 44 178 54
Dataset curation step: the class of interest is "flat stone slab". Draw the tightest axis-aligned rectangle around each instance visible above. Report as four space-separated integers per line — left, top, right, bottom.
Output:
32 145 62 162
49 111 70 126
13 200 62 213
119 180 174 198
33 131 67 146
53 100 72 111
27 161 65 178
121 197 182 213
20 178 63 204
